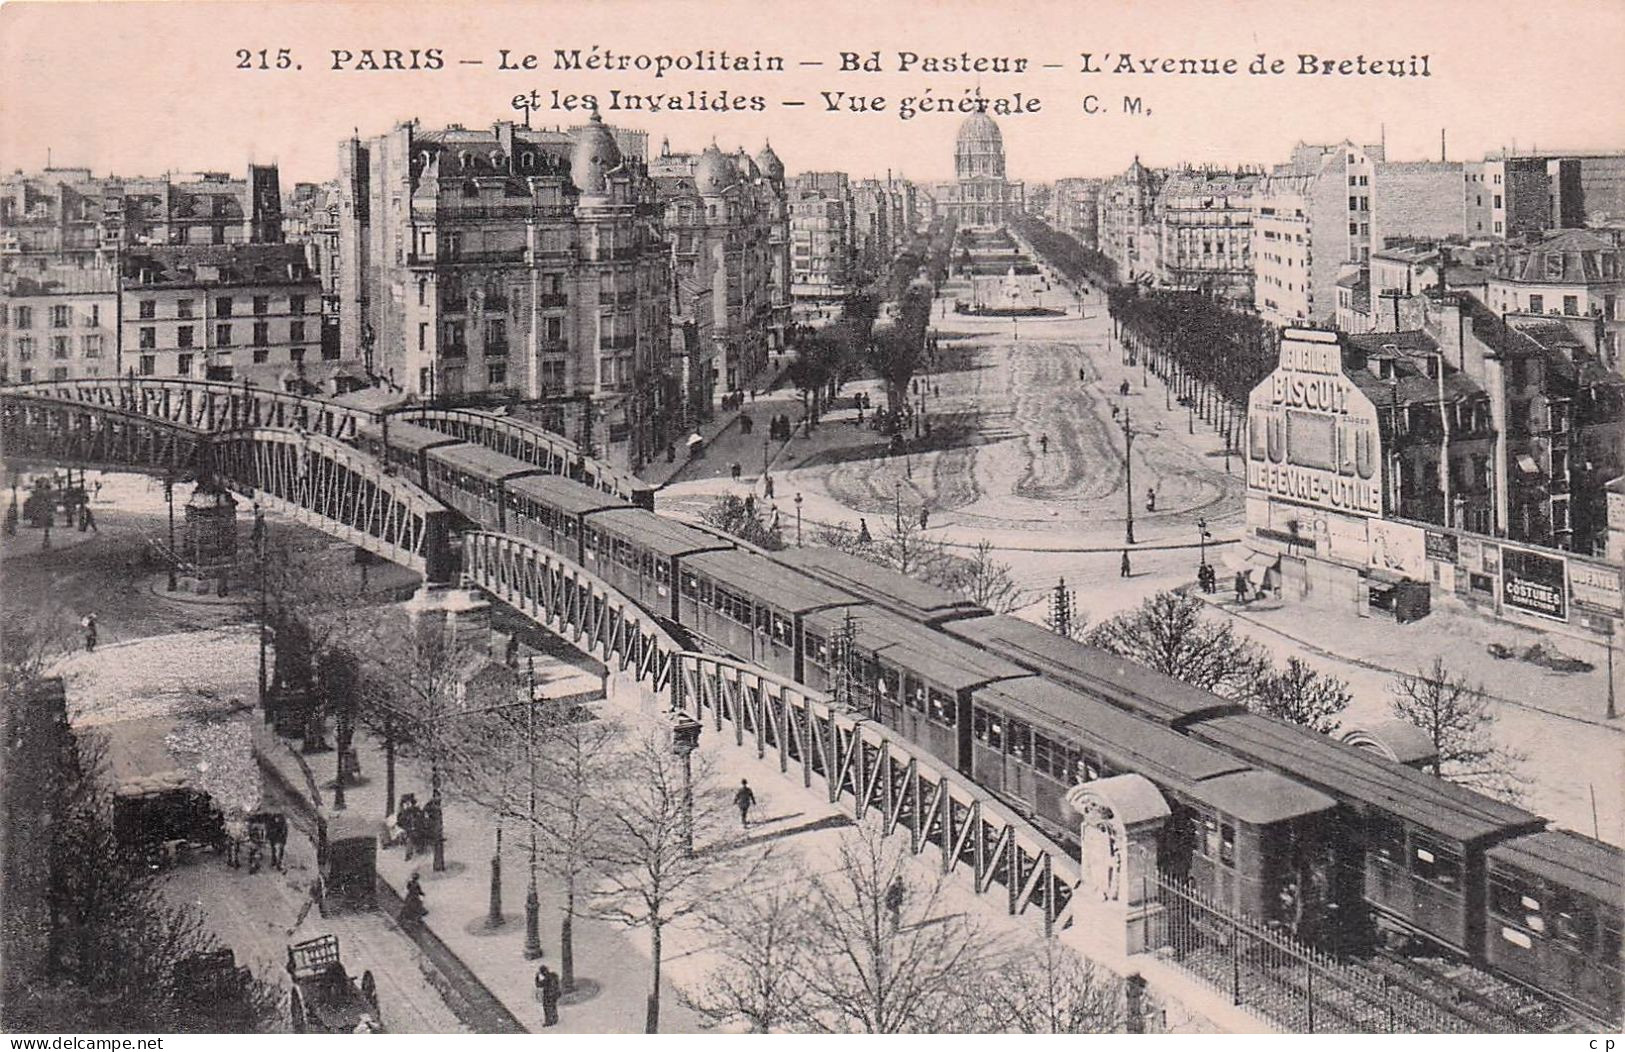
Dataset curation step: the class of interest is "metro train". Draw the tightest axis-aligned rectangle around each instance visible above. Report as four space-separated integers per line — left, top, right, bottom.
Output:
357 419 1623 1024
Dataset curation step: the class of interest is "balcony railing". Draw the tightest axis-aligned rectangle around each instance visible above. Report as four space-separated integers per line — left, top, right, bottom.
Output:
406 248 529 266
601 335 636 351
537 293 568 309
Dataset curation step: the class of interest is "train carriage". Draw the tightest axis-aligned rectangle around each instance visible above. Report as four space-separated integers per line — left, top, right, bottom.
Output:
423 443 544 532
1484 830 1622 1023
675 549 859 678
800 605 1027 766
355 419 463 491
583 509 731 620
971 678 1340 922
503 473 622 560
1187 713 1545 956
772 547 989 625
944 613 1244 727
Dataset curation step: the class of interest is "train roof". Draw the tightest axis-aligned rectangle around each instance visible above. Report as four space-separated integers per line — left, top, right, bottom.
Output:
589 508 731 557
944 614 1244 725
507 472 624 516
358 418 462 454
978 678 1252 788
1190 713 1544 845
684 549 862 614
803 605 1029 690
1196 770 1340 827
1488 830 1623 906
426 441 541 481
771 547 988 623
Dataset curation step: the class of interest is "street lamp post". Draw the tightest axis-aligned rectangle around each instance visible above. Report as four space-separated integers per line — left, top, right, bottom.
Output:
165 476 178 591
1198 517 1212 568
669 712 703 857
794 492 803 547
524 658 544 959
1112 403 1137 546
254 505 268 721
894 479 903 534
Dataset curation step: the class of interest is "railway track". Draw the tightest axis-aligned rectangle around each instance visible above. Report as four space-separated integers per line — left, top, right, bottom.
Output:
1368 947 1567 1033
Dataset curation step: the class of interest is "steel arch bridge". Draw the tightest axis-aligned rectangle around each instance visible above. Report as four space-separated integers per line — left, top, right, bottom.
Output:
1 389 451 579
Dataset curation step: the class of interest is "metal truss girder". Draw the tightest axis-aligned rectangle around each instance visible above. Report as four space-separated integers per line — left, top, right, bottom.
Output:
3 378 375 441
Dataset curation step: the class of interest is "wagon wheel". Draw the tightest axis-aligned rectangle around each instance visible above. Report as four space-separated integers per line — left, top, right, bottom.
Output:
290 987 306 1032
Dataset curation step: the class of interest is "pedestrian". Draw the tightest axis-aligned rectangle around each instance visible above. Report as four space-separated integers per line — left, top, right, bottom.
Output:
885 877 905 931
857 518 872 544
1079 366 1087 382
733 778 757 828
536 964 561 1027
1120 379 1130 397
919 506 929 530
1039 433 1049 455
741 414 753 436
400 873 428 928
1235 571 1248 605
765 475 775 500
81 612 98 653
1146 487 1156 512
1120 550 1132 578
82 505 97 533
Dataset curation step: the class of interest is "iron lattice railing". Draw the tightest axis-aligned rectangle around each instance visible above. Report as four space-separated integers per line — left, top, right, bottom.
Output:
1146 872 1481 1034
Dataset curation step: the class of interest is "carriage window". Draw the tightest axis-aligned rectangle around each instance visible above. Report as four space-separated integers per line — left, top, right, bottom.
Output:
928 687 955 725
973 707 1001 747
771 612 793 645
1410 837 1461 888
654 559 671 585
1007 720 1030 763
1032 734 1054 777
1203 816 1220 860
805 631 828 667
1369 812 1405 863
1550 892 1595 953
680 571 698 597
1489 872 1537 921
903 676 925 712
1220 824 1236 868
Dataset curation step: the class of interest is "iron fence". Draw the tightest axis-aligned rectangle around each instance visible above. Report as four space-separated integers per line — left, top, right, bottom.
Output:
1146 872 1477 1033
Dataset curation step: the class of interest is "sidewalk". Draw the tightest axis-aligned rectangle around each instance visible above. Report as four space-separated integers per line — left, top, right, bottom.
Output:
639 356 793 489
256 682 704 1034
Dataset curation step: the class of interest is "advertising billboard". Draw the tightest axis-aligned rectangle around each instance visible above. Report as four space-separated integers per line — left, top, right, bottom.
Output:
1246 329 1383 517
1500 546 1567 622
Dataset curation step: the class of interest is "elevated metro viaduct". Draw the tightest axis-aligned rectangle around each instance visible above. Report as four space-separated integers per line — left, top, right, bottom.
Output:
1 378 1092 942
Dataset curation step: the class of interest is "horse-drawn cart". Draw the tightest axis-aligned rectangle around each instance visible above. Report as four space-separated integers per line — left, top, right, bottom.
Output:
285 935 381 1033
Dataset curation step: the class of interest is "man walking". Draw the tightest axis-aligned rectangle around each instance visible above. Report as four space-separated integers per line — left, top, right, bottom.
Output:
733 778 757 828
1234 571 1249 605
536 963 561 1028
81 612 98 653
1120 551 1132 579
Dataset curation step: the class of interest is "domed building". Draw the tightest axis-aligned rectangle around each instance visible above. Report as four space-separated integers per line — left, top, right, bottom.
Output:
942 112 1023 229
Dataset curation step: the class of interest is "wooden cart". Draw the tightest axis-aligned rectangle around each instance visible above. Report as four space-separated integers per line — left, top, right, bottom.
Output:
285 934 380 1033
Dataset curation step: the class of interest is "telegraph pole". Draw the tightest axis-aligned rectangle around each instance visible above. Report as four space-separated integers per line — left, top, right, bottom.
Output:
1113 403 1137 545
255 503 268 716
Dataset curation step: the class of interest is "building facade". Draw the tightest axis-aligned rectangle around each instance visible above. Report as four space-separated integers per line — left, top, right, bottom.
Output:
1 164 283 279
1049 178 1100 247
789 172 854 306
1155 170 1260 304
651 139 788 415
1097 158 1163 285
337 115 673 469
118 244 331 390
0 266 119 383
1483 229 1623 364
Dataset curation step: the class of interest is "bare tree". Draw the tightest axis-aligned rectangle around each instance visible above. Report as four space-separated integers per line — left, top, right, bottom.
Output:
972 938 1126 1033
1085 591 1267 701
530 704 620 990
701 494 786 551
679 850 810 1032
876 511 955 585
1249 657 1353 735
784 822 996 1033
1390 657 1527 802
360 610 488 871
1 598 71 694
586 729 729 1033
953 540 1026 613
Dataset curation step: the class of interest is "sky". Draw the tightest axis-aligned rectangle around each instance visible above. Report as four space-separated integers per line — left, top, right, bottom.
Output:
3 0 1624 188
